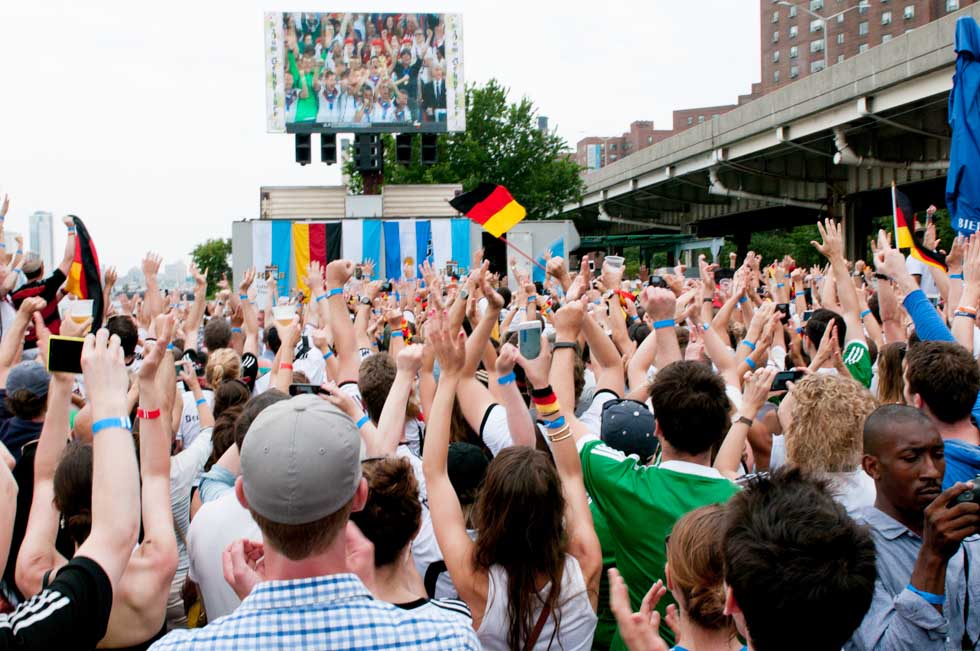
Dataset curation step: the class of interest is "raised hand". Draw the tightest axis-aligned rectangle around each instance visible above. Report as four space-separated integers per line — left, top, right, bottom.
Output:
608 569 670 651
495 343 519 376
641 287 676 322
0 195 8 219
190 263 207 288
303 261 324 295
140 313 175 379
741 367 779 415
811 218 844 261
516 337 553 389
103 266 118 290
222 539 266 601
553 300 586 338
81 328 130 422
325 259 355 288
239 267 257 295
396 343 424 374
142 252 163 279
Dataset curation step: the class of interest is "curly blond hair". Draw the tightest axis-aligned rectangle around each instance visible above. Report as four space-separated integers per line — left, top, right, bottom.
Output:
785 373 877 474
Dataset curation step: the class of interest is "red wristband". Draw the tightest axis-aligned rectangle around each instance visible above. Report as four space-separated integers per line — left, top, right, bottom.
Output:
280 363 294 371
137 408 161 420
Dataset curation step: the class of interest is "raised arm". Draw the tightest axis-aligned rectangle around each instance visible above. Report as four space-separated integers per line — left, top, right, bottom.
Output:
183 263 208 347
56 216 77 278
374 345 423 455
142 252 165 320
325 260 360 382
714 367 776 480
0 298 45 386
421 313 482 606
953 234 980 352
238 268 259 357
15 373 74 596
130 315 179 576
642 288 681 369
812 219 863 345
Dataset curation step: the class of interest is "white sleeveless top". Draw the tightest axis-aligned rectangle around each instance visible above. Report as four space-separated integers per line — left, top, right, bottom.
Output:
477 554 597 651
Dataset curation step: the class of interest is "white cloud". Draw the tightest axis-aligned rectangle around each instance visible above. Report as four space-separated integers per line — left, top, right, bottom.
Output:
0 0 758 270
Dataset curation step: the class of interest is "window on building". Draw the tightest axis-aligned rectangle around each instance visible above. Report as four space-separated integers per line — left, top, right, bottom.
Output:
881 10 892 24
947 0 960 11
610 143 617 151
859 20 869 35
811 60 826 73
810 38 825 52
838 13 845 22
838 54 845 62
859 42 869 52
646 136 652 144
773 10 780 22
789 5 798 17
810 18 824 32
773 30 780 42
790 45 799 58
687 116 693 125
858 0 870 13
904 5 915 18
773 50 781 62
789 25 798 38
712 114 720 120
882 33 892 42
698 115 705 123
837 32 845 44
790 65 800 78
774 69 781 83
810 0 824 10
610 154 617 161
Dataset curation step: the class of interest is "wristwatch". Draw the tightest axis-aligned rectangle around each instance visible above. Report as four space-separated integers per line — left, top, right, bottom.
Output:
460 289 470 300
553 341 579 353
360 296 372 306
874 273 891 281
736 416 753 427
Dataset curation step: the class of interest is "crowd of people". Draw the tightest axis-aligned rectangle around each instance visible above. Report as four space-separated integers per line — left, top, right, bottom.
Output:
0 197 979 651
282 12 450 126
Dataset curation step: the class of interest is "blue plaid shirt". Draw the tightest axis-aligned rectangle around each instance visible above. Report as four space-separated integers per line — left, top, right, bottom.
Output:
148 573 480 651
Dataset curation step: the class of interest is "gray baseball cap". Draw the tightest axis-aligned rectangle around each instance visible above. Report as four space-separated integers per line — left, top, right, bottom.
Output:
240 394 365 525
7 361 50 398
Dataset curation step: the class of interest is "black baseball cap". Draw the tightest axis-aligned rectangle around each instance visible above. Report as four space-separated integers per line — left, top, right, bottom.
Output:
601 399 658 461
447 442 489 502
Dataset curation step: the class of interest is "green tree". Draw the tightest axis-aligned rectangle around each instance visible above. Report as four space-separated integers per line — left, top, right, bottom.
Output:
345 79 584 218
190 238 232 297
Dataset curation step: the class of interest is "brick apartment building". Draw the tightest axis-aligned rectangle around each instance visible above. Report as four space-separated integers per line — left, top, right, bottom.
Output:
762 0 976 92
576 110 736 170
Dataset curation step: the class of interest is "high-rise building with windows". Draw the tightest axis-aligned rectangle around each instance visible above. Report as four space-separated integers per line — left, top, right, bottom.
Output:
29 211 54 271
762 0 976 93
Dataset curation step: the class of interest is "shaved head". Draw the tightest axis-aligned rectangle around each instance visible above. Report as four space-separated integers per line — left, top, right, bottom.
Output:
863 404 935 456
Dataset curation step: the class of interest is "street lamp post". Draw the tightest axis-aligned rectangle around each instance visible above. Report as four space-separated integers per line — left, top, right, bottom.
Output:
778 1 864 72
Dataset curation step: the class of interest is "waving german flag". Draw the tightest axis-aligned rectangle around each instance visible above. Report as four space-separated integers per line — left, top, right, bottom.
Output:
450 183 526 238
65 216 105 329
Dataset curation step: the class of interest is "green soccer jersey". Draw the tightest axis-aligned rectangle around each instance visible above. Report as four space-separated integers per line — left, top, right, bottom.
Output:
579 438 739 650
590 501 617 651
843 340 873 388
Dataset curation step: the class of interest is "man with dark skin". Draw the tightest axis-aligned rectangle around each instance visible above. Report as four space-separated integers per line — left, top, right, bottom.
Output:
847 404 980 651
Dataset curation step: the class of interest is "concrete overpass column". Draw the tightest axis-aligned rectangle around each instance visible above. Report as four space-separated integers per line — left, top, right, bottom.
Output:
842 199 872 262
734 231 751 261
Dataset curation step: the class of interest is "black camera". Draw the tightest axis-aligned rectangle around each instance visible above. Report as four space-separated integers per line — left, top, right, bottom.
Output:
951 475 980 506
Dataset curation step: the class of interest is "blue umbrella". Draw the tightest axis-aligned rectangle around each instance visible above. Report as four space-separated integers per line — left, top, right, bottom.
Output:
947 16 980 236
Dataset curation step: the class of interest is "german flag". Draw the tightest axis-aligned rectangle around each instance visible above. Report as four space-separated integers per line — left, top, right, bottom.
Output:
449 183 526 238
65 216 105 329
892 183 915 249
910 233 947 272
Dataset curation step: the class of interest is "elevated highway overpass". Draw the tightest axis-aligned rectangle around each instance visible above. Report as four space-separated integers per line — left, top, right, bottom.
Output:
559 5 980 259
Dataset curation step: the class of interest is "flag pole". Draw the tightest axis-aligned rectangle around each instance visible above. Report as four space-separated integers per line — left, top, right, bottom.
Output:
498 235 548 274
891 180 899 247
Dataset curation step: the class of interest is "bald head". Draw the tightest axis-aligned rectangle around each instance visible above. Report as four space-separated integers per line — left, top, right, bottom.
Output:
863 404 936 457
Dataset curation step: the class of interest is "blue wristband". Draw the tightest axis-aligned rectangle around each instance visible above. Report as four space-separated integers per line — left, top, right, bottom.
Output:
738 296 748 305
356 414 370 429
327 287 344 298
231 327 242 333
239 294 248 300
497 371 516 385
795 291 805 297
776 283 785 288
702 323 710 331
92 417 132 435
390 330 404 338
653 319 674 330
629 315 640 324
323 350 334 360
743 341 756 351
906 584 945 606
951 273 965 280
860 309 871 319
744 357 757 370
540 416 566 429
527 296 536 303
196 397 207 406
15 250 22 255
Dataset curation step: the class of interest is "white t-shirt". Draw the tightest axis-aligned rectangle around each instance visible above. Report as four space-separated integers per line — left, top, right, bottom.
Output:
179 389 214 448
826 468 877 518
186 490 261 621
907 255 940 298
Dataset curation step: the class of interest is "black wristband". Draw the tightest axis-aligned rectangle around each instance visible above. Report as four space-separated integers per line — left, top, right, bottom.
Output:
874 273 890 281
531 385 557 399
553 341 579 353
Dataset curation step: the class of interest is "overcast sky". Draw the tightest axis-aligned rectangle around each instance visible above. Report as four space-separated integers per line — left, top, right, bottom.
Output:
0 1 759 272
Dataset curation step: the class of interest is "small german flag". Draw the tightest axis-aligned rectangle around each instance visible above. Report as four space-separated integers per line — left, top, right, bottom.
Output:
892 183 915 249
910 233 947 272
450 183 527 238
65 216 105 330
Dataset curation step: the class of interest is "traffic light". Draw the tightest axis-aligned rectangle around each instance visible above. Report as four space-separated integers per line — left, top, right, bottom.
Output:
421 133 438 165
320 134 337 165
395 134 414 165
353 133 383 172
295 134 311 165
